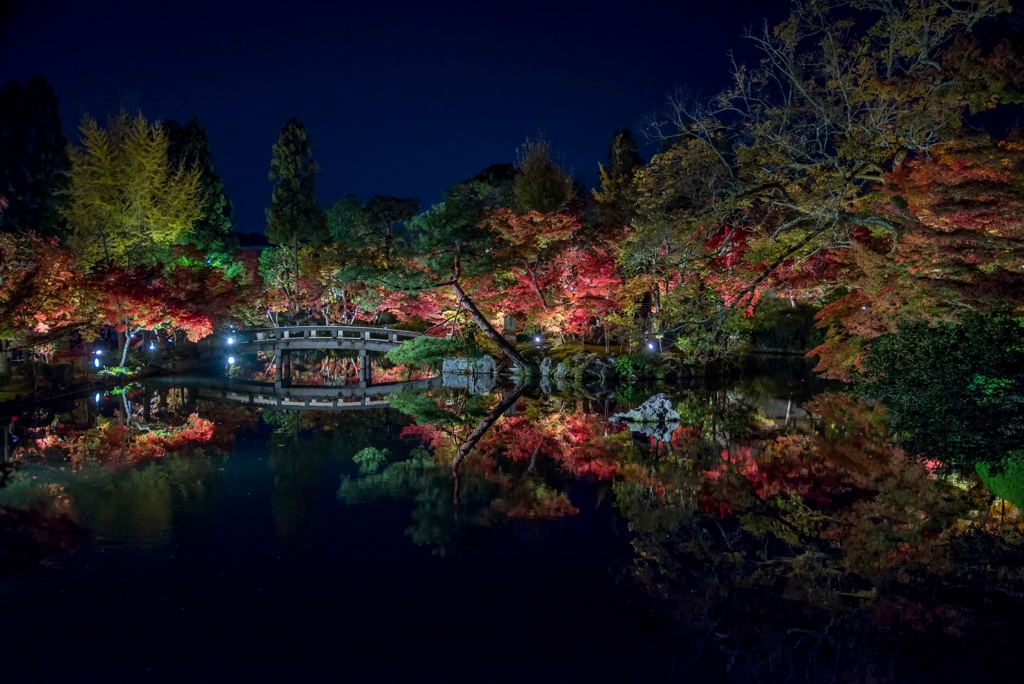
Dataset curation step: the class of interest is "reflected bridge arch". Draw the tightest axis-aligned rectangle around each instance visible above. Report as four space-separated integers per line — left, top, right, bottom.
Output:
153 375 442 411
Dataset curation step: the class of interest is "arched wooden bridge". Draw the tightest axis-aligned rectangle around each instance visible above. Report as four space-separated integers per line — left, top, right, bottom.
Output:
229 325 424 353
226 326 425 389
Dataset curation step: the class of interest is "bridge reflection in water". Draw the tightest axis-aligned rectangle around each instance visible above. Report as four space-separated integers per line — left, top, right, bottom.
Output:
174 326 436 410
151 376 443 411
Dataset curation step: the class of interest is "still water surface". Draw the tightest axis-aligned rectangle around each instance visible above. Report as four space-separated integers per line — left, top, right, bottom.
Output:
1 361 1021 683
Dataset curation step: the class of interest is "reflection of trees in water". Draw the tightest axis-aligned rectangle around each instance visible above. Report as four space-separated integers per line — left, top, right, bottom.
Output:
263 407 415 542
3 391 246 556
614 392 1024 682
355 383 1024 679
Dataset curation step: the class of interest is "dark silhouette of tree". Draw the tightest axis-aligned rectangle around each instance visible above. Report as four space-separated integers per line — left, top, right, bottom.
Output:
362 195 419 266
0 76 69 237
165 116 238 263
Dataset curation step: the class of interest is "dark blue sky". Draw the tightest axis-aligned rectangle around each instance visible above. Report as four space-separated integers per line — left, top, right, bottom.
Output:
1 0 788 235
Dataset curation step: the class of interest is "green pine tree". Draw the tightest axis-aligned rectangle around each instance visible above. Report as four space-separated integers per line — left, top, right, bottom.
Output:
266 118 327 309
165 116 238 263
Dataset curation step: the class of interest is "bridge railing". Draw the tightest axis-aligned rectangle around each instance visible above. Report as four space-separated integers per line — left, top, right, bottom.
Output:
230 326 425 346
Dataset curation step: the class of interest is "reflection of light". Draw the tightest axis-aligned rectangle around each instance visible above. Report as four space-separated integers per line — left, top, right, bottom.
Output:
93 358 100 367
228 356 235 364
94 393 100 403
227 337 234 344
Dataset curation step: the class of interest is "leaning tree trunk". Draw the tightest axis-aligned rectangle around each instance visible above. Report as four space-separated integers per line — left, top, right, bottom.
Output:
449 281 530 370
451 383 526 471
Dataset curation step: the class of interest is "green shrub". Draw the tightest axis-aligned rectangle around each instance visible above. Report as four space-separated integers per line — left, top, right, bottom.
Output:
977 459 1024 510
615 352 656 377
384 336 473 370
353 447 390 474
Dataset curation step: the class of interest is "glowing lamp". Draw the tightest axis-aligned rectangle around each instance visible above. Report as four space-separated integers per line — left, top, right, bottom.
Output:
648 343 655 349
535 336 541 343
227 337 234 344
93 358 100 367
227 356 235 364
94 393 100 403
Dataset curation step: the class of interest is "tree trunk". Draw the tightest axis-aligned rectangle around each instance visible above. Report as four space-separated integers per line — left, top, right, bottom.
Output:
523 261 547 310
0 340 8 376
449 281 530 370
292 233 299 312
119 324 130 367
450 384 526 471
120 330 131 367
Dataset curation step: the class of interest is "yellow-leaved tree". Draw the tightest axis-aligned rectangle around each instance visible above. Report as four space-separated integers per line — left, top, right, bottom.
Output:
62 110 204 268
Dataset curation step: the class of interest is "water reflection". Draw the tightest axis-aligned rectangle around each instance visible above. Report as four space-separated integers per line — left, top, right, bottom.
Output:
2 363 1023 680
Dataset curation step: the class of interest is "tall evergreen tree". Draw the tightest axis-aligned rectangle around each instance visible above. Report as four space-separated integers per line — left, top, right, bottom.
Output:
266 118 326 307
0 76 69 236
362 195 419 266
164 117 238 262
593 128 643 229
512 137 575 214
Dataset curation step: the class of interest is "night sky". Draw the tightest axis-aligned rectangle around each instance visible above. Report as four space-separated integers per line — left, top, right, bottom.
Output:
0 0 789 235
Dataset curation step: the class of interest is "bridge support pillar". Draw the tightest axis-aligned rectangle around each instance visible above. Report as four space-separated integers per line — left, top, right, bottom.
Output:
280 350 291 388
358 349 368 389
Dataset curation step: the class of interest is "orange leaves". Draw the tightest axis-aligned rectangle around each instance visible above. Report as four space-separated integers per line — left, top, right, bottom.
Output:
27 413 216 468
0 231 84 339
484 208 581 250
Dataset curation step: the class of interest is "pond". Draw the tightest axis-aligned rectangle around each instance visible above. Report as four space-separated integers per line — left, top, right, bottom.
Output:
1 357 1022 683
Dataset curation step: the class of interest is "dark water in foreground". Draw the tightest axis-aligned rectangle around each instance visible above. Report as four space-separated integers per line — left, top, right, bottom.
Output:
2 362 1023 683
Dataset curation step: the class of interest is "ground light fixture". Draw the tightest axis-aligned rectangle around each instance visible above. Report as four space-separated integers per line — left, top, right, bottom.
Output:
227 337 234 344
648 343 655 349
535 336 541 343
227 356 235 364
94 393 100 403
93 358 100 367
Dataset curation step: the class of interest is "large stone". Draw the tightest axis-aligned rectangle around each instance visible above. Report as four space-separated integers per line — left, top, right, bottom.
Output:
442 355 497 375
610 393 680 424
539 357 554 376
584 356 617 380
625 421 681 443
442 370 496 395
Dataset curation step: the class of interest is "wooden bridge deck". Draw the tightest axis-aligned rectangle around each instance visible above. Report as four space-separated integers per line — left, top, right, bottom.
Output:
229 326 424 354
